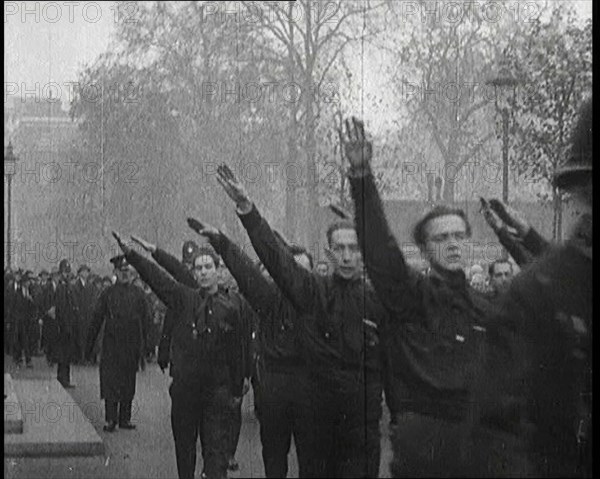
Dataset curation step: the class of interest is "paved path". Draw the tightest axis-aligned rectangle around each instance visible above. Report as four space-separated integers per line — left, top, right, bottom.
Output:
4 355 393 478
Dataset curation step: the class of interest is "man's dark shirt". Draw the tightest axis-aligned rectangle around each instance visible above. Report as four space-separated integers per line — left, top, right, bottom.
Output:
151 248 254 383
238 204 387 394
126 250 245 396
349 172 494 421
210 233 304 373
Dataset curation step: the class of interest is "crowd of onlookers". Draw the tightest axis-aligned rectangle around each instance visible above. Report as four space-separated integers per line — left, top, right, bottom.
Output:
3 264 167 367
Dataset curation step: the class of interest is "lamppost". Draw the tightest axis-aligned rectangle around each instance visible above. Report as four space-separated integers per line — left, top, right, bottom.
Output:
486 60 519 203
4 141 18 269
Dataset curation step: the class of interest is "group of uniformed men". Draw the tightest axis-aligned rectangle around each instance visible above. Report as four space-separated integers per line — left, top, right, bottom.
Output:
6 96 591 479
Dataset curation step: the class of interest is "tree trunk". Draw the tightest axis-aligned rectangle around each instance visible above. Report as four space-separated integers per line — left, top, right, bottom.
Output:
304 80 319 247
442 137 458 203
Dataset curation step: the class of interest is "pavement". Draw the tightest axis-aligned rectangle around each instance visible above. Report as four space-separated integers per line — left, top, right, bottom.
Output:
4 355 393 478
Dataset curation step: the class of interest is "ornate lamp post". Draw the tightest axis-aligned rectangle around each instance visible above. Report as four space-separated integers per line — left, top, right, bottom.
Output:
4 141 18 269
486 60 519 203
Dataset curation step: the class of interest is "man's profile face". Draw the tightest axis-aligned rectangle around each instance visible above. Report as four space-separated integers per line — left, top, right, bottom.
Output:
40 274 49 285
423 215 469 272
490 262 512 293
192 255 218 290
79 269 90 281
329 228 361 280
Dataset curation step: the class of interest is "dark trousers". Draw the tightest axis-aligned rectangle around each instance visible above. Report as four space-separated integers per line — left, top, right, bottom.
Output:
254 369 318 478
169 380 230 479
12 320 34 363
57 362 71 385
226 397 242 459
105 399 133 424
312 377 383 478
391 412 485 478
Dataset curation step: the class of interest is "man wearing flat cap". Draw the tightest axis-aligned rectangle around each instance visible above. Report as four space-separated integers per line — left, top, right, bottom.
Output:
469 96 593 477
54 259 80 387
85 255 151 432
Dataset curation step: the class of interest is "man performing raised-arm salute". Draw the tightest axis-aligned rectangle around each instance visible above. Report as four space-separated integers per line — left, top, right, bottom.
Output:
215 164 389 478
112 232 245 479
130 234 252 473
187 218 317 478
342 116 495 477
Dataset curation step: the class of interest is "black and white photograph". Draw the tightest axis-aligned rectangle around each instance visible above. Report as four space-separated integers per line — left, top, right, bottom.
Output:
4 1 592 478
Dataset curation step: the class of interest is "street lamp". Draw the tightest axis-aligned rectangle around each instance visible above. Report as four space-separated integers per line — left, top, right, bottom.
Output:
5 141 18 269
486 59 519 203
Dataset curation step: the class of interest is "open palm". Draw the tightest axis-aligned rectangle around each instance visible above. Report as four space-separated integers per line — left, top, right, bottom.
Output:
342 117 373 170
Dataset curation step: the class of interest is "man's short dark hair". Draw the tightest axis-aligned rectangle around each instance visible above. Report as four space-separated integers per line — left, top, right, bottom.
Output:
489 258 512 276
326 220 355 247
195 246 221 268
412 206 472 249
289 245 314 268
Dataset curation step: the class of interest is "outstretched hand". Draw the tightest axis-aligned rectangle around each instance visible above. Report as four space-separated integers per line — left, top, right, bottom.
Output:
480 200 503 232
216 164 252 213
341 116 372 172
131 235 157 253
187 218 221 243
112 231 131 254
489 199 531 237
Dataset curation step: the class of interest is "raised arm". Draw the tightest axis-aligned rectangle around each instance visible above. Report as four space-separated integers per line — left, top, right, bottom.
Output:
343 117 421 314
215 165 320 314
482 199 549 266
131 235 197 288
152 248 197 288
113 232 184 310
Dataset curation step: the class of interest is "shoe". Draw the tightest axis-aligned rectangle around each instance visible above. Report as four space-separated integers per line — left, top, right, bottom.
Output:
118 422 136 430
227 458 239 471
103 421 117 432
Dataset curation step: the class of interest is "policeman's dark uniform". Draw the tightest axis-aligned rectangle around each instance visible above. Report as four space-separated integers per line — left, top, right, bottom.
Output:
238 204 387 478
349 171 495 477
85 255 151 429
206 230 316 478
125 249 246 479
469 97 593 477
55 259 80 387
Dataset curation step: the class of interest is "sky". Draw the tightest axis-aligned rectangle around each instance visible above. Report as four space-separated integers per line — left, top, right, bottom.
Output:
4 0 593 112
